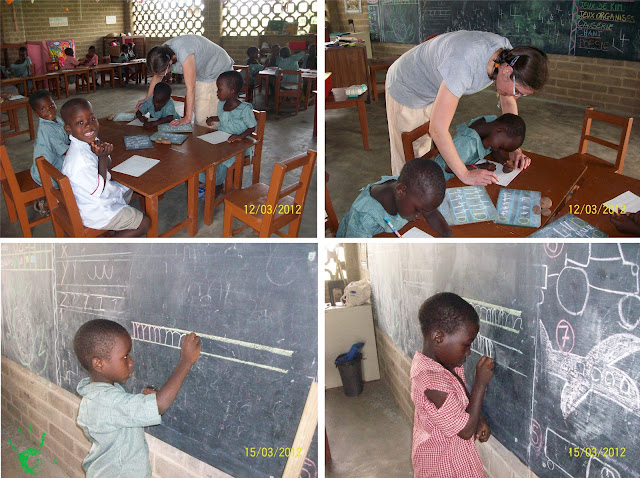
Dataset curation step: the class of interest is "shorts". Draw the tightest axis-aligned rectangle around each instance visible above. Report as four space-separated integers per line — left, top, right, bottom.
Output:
103 206 143 231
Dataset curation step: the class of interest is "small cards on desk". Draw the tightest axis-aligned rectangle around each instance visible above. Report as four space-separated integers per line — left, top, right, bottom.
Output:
158 123 193 133
123 135 153 150
603 191 640 213
112 112 136 122
476 160 522 187
438 186 497 225
495 189 541 228
149 132 188 144
529 213 607 238
111 155 159 177
197 131 231 145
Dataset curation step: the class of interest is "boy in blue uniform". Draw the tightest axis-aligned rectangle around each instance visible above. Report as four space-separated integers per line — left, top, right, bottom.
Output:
29 90 70 214
337 157 451 238
135 81 180 129
74 319 201 478
434 113 526 181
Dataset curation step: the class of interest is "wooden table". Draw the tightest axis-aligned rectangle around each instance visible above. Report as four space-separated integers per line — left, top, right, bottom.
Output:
325 87 370 150
31 72 62 99
98 119 254 237
88 63 117 89
60 67 92 96
377 151 587 237
0 77 29 95
0 97 34 141
257 67 317 109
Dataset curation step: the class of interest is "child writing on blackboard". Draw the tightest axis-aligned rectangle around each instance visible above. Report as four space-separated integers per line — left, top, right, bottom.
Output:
135 81 180 129
336 157 452 238
74 319 201 478
434 113 526 181
60 98 150 237
411 292 494 478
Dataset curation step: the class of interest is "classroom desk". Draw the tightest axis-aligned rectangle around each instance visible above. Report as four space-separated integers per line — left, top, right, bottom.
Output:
98 120 253 237
88 63 117 89
60 68 93 97
377 151 587 237
256 67 317 110
31 72 62 99
325 87 370 150
0 77 29 95
0 97 34 141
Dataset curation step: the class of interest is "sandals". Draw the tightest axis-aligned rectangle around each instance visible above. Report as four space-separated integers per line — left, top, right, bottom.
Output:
34 198 50 216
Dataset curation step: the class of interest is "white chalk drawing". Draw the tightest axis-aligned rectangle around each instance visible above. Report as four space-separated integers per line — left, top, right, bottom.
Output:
300 457 317 478
530 418 543 453
555 319 575 353
544 243 564 258
464 298 523 333
131 321 293 374
539 321 640 419
472 333 527 378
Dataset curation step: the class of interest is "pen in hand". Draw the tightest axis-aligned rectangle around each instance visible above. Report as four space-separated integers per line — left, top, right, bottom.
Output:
384 217 402 238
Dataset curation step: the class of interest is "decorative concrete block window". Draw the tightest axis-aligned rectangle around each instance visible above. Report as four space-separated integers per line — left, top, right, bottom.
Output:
222 0 317 36
133 0 205 37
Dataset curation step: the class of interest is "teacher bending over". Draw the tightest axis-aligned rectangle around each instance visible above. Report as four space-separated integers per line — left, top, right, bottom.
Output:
138 34 234 126
386 30 548 185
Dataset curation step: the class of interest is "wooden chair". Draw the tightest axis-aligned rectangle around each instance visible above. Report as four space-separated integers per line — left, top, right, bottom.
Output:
576 106 633 174
325 172 339 235
0 146 50 237
45 60 60 73
36 157 107 238
275 70 303 115
401 121 439 163
223 150 317 238
232 64 252 103
225 110 267 187
369 64 389 102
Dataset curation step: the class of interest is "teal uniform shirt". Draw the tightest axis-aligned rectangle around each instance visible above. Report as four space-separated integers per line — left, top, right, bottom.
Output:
244 59 264 87
276 51 305 84
10 56 32 77
138 98 180 121
336 176 409 238
30 116 70 185
76 378 162 478
434 115 496 181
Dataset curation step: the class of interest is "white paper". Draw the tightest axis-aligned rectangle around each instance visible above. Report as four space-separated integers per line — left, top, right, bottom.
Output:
8 94 26 100
477 160 523 187
197 131 231 145
127 118 145 126
603 191 640 214
402 227 433 238
113 112 135 122
111 155 159 177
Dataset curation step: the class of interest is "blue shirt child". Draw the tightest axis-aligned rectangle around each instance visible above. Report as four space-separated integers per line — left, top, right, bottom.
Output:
30 116 70 185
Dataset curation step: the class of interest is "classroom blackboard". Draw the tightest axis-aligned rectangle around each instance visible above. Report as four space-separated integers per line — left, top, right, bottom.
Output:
1 243 318 478
367 243 640 478
369 0 640 61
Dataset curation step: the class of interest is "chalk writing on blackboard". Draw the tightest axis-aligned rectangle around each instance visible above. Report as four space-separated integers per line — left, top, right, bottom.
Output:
123 135 153 150
529 213 607 238
495 189 541 228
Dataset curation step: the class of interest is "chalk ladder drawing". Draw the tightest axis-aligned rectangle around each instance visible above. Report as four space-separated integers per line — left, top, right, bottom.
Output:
131 322 294 374
539 321 640 419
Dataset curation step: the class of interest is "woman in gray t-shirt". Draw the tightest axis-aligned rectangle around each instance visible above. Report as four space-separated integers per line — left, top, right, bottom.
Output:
386 30 548 185
137 35 234 126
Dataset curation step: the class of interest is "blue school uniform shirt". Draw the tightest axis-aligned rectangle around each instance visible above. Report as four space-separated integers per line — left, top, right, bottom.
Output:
434 115 496 181
244 59 264 87
10 56 32 77
30 116 70 185
336 176 409 238
276 51 305 84
76 378 162 478
137 98 180 121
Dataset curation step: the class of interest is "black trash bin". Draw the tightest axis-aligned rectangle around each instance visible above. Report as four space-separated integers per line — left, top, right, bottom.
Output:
335 352 363 396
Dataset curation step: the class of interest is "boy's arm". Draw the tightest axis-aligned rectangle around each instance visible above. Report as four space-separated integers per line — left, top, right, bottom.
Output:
228 126 256 142
155 332 201 414
146 115 174 128
458 356 494 440
91 141 113 186
422 209 453 237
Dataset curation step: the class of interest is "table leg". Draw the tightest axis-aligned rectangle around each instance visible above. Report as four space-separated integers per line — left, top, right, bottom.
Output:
54 76 61 99
233 153 244 190
264 76 270 106
187 175 198 236
313 97 317 137
203 165 217 226
356 101 370 150
63 73 70 98
144 195 160 237
26 102 34 140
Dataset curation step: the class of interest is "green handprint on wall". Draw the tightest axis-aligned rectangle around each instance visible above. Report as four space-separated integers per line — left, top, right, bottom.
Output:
8 425 46 475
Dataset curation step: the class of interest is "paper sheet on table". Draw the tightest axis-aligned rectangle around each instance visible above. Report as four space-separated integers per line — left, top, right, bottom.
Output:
8 94 26 99
197 131 231 145
113 112 136 121
111 155 159 177
403 227 433 238
477 160 522 187
127 113 149 126
603 191 640 213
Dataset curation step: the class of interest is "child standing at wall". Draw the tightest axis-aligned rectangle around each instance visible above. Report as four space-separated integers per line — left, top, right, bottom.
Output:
74 319 201 477
411 292 494 478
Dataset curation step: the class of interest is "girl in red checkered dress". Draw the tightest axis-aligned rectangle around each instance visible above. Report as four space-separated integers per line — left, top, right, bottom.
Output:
410 292 495 478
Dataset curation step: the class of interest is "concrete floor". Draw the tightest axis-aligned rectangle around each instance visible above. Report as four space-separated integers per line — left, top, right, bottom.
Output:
326 380 413 477
326 88 640 230
1 415 71 478
1 81 317 238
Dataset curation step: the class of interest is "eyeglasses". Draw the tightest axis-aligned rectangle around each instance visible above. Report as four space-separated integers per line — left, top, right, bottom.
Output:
512 73 528 98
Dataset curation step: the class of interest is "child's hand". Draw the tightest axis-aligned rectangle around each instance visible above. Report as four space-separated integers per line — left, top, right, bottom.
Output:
205 116 217 128
142 386 157 395
180 332 201 365
91 140 113 157
227 134 242 143
143 120 155 130
508 149 531 169
475 416 491 442
610 211 640 235
475 356 494 387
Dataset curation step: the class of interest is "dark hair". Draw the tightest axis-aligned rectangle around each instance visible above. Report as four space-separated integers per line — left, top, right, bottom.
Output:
492 46 548 91
218 70 243 94
147 45 175 75
18 46 27 54
280 47 291 58
492 113 526 143
153 81 172 98
73 319 129 371
398 157 446 201
60 98 92 124
88 46 96 51
121 43 130 53
247 46 259 56
64 48 74 56
419 292 479 336
308 44 317 55
28 90 54 109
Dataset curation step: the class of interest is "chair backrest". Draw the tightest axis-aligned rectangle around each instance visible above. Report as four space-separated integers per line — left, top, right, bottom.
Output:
401 121 439 163
45 60 60 72
100 55 111 64
0 144 18 190
265 150 317 219
578 106 633 173
36 156 91 237
423 33 439 42
252 109 267 148
232 65 250 97
275 69 302 91
171 95 186 103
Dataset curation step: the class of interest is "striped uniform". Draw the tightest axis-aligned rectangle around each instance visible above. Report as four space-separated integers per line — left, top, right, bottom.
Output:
410 351 485 478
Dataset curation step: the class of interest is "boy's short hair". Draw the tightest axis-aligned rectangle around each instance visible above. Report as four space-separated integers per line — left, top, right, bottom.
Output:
88 46 96 51
493 113 526 141
60 98 92 124
28 89 53 109
246 46 259 56
19 46 27 54
121 43 129 52
64 48 74 56
419 292 479 336
398 157 446 199
153 81 172 98
280 47 291 58
218 70 243 93
74 319 129 371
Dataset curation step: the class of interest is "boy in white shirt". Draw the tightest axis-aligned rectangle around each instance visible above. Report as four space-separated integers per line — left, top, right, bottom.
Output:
60 98 150 236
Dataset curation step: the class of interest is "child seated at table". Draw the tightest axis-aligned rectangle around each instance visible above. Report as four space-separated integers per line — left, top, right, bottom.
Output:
61 47 79 86
265 44 280 67
434 113 526 181
245 46 264 88
135 81 180 129
202 70 257 197
304 44 317 70
276 47 305 86
80 46 98 67
29 90 70 215
60 98 150 237
337 157 452 238
611 211 640 236
9 46 33 95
